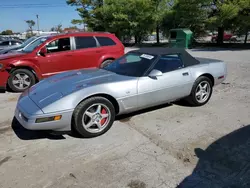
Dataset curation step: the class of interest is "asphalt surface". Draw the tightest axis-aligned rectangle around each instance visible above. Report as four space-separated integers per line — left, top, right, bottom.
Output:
0 48 250 188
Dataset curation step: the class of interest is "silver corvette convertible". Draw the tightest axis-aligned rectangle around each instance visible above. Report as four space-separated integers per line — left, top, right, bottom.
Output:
15 48 227 137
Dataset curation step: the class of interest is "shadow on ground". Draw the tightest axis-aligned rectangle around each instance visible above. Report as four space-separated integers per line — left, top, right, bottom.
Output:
11 117 66 140
116 103 173 121
178 124 250 188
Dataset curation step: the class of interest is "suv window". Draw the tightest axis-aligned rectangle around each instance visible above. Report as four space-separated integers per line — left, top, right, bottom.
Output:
46 38 70 53
154 54 183 73
96 36 116 46
75 36 97 49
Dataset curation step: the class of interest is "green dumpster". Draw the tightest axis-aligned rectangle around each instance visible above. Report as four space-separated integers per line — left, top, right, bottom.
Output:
169 28 193 48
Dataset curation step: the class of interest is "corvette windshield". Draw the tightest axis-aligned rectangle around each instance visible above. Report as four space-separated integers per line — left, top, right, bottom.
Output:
102 52 157 77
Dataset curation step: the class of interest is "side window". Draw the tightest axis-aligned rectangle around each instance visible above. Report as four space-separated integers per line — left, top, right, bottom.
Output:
12 42 21 45
0 41 10 45
154 54 183 73
46 38 70 53
96 36 116 46
75 36 96 49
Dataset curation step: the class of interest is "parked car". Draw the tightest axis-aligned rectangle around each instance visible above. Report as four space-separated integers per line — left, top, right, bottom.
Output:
0 32 124 92
14 47 227 138
211 32 236 42
0 39 23 50
0 36 49 55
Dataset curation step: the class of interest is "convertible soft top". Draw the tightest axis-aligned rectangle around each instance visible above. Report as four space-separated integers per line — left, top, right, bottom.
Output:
129 47 200 67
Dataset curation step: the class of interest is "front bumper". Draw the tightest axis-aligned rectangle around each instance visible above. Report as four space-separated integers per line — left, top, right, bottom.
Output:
14 95 73 131
0 71 9 89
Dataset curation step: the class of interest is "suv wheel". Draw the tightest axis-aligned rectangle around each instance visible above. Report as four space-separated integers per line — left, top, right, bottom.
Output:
8 69 36 92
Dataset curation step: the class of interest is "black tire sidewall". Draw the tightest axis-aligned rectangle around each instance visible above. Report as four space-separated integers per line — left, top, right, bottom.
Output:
74 97 115 138
189 76 213 106
8 69 36 92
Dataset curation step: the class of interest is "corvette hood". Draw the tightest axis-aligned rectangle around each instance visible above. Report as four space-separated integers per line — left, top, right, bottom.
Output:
28 68 117 109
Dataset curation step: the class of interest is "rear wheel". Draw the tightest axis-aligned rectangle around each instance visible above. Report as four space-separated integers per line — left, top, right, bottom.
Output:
186 76 213 106
8 69 36 92
72 97 115 138
100 59 113 68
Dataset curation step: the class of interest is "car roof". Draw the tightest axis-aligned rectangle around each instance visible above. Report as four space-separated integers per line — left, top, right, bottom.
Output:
49 31 114 38
1 39 22 42
129 47 200 66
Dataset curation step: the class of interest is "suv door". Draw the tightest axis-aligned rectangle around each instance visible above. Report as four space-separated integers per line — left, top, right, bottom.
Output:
137 54 193 108
38 37 74 77
70 36 100 70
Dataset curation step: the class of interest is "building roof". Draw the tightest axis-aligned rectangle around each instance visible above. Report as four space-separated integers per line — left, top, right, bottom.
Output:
129 47 200 66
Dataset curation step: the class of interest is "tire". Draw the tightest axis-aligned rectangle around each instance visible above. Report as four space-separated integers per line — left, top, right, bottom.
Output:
100 59 113 68
72 97 116 138
8 69 36 92
186 76 213 106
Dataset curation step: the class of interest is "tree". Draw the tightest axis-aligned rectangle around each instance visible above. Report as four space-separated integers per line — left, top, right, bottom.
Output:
55 24 63 33
236 0 250 43
207 0 240 44
152 0 172 43
1 30 13 35
25 20 35 34
101 0 155 43
172 0 211 37
66 0 105 31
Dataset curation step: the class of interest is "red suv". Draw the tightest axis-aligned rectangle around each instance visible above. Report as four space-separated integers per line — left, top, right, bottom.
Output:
0 32 124 92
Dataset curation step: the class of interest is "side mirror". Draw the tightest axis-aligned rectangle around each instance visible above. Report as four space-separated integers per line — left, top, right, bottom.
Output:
148 69 163 78
38 47 47 56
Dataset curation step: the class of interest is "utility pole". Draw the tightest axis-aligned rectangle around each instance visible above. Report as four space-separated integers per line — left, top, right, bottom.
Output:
36 14 40 35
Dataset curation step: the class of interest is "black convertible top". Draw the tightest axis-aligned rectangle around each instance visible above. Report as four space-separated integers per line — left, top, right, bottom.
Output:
129 47 200 67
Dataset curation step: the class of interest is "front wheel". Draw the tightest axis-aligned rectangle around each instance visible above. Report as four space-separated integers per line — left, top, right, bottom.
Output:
8 69 36 92
186 76 213 106
72 97 116 138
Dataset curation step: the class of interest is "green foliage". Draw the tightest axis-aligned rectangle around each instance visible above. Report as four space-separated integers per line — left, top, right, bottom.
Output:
172 0 211 36
208 0 240 29
1 30 13 35
67 0 250 43
101 0 155 41
67 0 105 31
25 20 36 33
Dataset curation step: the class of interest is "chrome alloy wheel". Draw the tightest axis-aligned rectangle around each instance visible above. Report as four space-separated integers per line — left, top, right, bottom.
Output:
195 81 211 103
12 73 31 90
82 103 111 133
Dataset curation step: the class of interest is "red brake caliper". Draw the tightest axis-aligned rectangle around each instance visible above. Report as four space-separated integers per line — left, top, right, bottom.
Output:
100 108 107 126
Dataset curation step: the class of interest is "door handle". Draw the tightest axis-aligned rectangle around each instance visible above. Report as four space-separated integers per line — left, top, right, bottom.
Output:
182 72 189 76
65 54 73 57
96 50 103 53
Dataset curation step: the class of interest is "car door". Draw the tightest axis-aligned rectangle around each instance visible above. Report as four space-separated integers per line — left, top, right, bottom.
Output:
70 36 101 70
137 54 193 109
37 37 74 77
